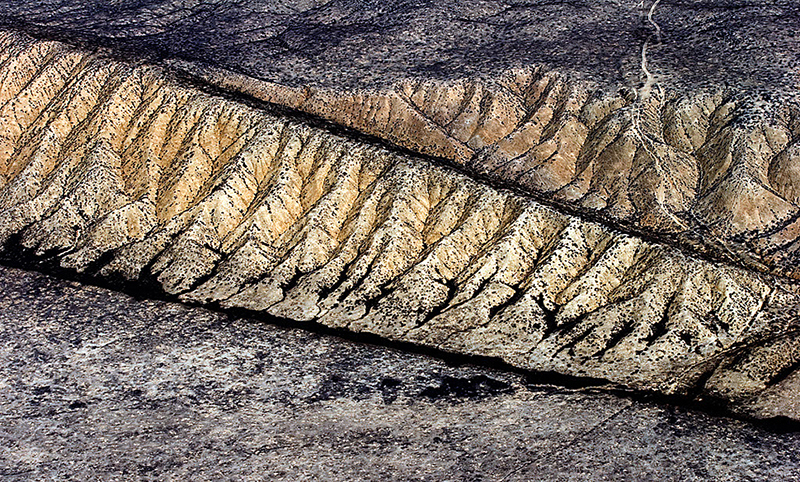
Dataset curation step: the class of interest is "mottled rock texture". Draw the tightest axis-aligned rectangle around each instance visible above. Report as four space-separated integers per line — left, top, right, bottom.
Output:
0 31 799 421
2 0 797 91
3 0 799 279
4 266 800 481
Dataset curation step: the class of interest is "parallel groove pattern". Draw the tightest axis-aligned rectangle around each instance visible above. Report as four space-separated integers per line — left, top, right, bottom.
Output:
1 31 800 417
200 62 800 280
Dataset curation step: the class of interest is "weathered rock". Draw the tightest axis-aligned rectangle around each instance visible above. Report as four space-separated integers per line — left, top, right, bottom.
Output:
203 69 800 280
4 265 800 481
0 31 798 420
3 0 799 279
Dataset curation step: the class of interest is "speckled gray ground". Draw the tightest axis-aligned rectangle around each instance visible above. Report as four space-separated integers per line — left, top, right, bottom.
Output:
2 0 798 93
1 265 799 481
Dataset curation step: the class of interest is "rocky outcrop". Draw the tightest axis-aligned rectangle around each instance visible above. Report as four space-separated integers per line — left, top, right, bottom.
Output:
183 62 800 282
0 31 799 420
4 0 799 282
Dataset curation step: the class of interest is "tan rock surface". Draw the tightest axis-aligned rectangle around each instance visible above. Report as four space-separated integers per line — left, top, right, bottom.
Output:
0 31 799 419
182 62 800 281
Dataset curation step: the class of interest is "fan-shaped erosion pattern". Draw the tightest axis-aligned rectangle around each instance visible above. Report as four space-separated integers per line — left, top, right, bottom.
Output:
5 0 798 279
0 0 799 422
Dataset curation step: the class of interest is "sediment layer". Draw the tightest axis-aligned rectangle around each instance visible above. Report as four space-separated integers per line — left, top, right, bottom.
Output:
6 0 798 280
184 60 800 282
1 31 799 420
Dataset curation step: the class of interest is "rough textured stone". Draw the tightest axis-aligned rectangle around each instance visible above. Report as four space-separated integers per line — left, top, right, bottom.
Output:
2 0 797 92
0 31 799 420
2 265 800 481
2 0 799 279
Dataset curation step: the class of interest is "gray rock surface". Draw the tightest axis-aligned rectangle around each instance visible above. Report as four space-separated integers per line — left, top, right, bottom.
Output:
1 0 797 93
1 265 800 481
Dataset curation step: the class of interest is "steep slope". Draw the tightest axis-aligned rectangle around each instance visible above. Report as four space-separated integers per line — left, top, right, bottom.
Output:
2 0 798 281
0 31 799 420
183 62 800 281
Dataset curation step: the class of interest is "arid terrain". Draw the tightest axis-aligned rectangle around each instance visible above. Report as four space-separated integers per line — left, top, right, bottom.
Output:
0 0 798 427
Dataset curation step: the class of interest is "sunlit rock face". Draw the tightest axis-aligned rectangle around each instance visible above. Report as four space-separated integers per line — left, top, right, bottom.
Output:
209 70 800 281
3 0 797 278
0 0 799 421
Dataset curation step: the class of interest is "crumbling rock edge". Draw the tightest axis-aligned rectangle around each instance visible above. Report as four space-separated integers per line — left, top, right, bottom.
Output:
3 258 800 433
0 30 799 422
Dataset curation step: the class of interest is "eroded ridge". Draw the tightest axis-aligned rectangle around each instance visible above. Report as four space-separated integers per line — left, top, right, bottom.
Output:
183 56 800 282
1 31 799 419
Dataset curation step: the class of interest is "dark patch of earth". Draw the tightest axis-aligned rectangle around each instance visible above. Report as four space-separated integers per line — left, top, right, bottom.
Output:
2 265 800 480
